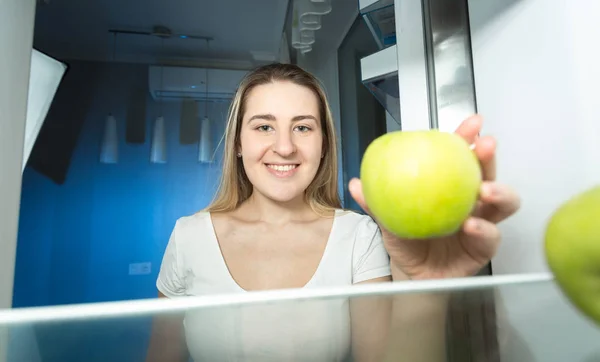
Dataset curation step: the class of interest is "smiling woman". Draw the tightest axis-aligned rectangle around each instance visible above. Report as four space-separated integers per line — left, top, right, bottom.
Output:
145 63 393 362
238 80 328 205
145 63 521 362
207 63 342 215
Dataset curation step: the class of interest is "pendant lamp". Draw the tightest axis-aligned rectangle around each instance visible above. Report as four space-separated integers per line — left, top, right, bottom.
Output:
100 33 119 164
151 37 168 163
150 116 167 163
100 114 118 163
198 116 212 163
198 39 213 163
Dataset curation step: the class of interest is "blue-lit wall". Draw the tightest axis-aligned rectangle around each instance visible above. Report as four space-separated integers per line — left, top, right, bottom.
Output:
13 60 228 308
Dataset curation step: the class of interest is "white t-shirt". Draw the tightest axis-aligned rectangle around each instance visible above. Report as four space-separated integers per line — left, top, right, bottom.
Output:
156 209 391 362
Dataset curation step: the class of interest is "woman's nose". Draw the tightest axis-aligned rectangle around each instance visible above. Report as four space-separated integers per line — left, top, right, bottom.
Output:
272 130 296 157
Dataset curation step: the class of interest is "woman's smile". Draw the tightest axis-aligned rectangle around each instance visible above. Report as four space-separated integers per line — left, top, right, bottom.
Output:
265 163 300 178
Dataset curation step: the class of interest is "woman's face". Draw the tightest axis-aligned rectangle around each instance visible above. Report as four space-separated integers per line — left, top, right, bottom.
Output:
239 80 324 204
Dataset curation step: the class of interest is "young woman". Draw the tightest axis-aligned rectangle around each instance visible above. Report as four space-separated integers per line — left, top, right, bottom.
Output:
146 63 520 362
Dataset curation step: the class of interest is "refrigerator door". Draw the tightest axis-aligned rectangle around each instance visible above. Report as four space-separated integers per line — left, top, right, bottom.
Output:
360 0 478 133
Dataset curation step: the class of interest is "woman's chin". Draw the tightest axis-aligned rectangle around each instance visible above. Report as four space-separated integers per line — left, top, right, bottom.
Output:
258 188 305 204
249 182 311 205
267 193 304 204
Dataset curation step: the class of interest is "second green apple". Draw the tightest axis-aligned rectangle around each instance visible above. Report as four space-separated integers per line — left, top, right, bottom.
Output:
544 185 600 327
360 130 482 239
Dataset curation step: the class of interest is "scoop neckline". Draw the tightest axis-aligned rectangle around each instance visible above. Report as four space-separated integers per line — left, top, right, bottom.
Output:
204 209 341 292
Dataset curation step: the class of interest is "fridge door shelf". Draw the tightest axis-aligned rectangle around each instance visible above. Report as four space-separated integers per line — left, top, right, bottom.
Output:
360 45 400 127
358 0 396 49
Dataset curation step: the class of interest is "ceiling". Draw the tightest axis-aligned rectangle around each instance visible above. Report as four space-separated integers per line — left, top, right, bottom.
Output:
33 0 292 69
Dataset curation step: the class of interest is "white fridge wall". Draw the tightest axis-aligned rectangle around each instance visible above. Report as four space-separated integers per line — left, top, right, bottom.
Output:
469 0 600 275
469 0 600 360
0 1 37 362
0 0 36 308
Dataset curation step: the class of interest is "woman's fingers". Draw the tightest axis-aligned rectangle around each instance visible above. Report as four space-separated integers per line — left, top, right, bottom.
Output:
473 135 497 181
455 114 497 182
348 178 371 215
462 216 502 260
454 114 483 144
475 182 521 223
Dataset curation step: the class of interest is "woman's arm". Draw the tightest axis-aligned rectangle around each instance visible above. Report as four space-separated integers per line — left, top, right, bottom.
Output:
350 276 393 362
145 292 190 362
381 266 449 362
350 270 449 362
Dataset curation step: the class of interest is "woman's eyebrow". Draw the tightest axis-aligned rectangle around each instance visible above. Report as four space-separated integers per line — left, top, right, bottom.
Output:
247 114 318 123
291 115 318 122
247 114 276 123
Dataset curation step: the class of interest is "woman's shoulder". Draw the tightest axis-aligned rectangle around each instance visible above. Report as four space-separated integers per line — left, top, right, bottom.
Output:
169 211 214 246
334 208 380 236
173 211 211 230
335 208 377 225
176 210 210 225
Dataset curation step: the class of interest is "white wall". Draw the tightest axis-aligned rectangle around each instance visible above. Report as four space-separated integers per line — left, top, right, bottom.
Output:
469 0 600 275
0 0 36 308
494 281 600 361
469 0 600 360
0 3 36 361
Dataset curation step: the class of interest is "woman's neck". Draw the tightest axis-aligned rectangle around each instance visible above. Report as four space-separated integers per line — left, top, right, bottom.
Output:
237 192 318 225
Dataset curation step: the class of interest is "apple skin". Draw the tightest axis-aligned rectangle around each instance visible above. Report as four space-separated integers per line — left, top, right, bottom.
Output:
360 130 482 239
544 185 600 326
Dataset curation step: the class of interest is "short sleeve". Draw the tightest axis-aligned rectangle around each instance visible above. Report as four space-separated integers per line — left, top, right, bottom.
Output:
352 216 391 283
156 221 187 297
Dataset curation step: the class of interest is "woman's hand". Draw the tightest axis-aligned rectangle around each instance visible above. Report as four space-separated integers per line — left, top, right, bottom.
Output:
349 115 521 280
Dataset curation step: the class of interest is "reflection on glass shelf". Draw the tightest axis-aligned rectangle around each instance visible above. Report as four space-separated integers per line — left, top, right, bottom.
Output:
359 0 396 49
3 273 600 362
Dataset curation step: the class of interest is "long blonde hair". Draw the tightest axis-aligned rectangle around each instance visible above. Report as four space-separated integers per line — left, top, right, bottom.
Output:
204 63 342 215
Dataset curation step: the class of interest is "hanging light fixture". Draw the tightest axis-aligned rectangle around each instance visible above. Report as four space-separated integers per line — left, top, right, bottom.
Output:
198 116 212 163
150 37 167 163
100 32 119 164
198 39 212 163
100 114 119 163
150 116 167 163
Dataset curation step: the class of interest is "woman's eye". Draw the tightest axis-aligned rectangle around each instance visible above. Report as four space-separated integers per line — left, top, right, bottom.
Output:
257 125 273 132
295 125 311 133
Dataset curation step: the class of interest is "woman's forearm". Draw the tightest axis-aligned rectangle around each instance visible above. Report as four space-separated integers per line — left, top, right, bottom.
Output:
145 314 190 362
382 265 450 362
145 293 189 362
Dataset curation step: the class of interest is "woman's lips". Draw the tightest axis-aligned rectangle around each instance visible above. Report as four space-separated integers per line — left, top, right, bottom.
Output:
265 164 299 177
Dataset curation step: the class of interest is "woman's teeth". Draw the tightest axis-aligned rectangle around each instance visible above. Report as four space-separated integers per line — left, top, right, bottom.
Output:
267 164 297 172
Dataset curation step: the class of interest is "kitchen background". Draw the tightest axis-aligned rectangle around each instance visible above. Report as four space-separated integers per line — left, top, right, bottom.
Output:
13 0 388 309
6 0 600 361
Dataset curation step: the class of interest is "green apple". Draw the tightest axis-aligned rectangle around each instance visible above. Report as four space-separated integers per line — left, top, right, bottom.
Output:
544 185 600 326
360 130 482 239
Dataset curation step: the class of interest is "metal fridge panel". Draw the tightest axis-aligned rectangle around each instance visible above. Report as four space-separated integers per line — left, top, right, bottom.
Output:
395 0 432 131
426 0 478 133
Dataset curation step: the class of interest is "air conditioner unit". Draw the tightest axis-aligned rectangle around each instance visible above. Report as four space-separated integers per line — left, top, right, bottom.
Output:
148 66 249 102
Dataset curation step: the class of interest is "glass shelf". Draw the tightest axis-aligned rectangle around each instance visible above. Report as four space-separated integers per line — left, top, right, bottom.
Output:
359 0 396 48
2 273 599 361
360 45 400 126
